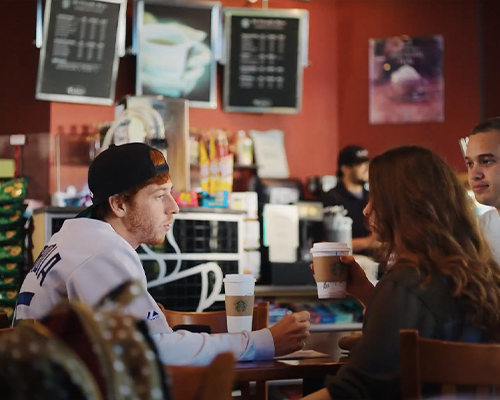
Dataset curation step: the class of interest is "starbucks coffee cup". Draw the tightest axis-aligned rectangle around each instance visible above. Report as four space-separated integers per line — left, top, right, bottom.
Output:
223 274 255 332
310 242 350 299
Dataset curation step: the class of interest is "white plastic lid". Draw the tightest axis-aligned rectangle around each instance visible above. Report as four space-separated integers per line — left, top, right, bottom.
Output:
310 242 350 254
223 274 256 283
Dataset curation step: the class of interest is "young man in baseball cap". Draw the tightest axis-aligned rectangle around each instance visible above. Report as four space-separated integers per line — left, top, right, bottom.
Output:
322 145 379 255
15 142 310 365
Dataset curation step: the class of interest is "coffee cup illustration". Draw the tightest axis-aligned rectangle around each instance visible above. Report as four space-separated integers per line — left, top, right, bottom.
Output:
140 22 210 96
141 23 206 79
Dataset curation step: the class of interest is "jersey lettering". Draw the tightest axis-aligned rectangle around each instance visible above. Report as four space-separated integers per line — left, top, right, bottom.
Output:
32 244 57 273
32 244 62 287
35 253 61 286
147 310 160 321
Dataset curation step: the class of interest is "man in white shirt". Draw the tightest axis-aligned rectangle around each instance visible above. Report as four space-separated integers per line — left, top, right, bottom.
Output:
465 117 500 265
15 142 311 365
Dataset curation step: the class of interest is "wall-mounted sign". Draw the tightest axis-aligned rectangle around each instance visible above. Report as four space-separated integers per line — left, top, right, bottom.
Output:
135 0 221 109
223 8 309 114
369 35 444 124
36 0 125 105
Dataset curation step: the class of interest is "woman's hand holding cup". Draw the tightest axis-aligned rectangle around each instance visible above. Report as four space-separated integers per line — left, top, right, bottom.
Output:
339 256 374 306
310 254 374 306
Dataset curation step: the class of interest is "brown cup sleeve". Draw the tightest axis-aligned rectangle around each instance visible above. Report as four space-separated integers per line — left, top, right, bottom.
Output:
225 295 255 317
314 256 348 282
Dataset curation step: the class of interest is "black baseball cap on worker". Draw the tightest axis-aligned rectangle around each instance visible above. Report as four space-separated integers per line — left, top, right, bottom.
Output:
337 145 370 175
77 143 169 218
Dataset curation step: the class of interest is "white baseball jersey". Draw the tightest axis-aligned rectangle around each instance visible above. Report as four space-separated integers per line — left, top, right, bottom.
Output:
479 209 500 267
16 218 274 365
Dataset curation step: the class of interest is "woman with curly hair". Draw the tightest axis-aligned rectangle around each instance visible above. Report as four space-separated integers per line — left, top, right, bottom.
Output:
304 145 500 400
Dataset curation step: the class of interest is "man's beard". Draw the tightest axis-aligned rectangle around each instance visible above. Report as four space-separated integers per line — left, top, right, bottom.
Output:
124 201 166 245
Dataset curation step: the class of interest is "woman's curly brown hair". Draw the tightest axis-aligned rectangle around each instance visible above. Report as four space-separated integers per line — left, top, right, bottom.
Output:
369 145 500 338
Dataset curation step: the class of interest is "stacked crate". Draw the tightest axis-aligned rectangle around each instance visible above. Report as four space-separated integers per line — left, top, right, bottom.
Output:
0 178 28 321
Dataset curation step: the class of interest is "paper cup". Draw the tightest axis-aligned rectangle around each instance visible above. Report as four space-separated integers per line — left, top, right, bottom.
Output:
223 274 255 333
311 242 350 299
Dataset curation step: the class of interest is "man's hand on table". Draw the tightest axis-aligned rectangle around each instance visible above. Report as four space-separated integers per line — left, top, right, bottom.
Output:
270 310 311 357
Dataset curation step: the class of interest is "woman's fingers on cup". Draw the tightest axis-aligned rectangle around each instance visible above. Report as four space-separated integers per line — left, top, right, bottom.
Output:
310 263 314 274
340 255 356 264
340 256 364 275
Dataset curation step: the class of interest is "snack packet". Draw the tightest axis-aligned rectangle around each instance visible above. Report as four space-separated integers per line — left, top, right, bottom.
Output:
0 179 28 204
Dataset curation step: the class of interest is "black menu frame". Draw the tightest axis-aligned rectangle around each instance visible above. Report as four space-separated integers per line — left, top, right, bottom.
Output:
135 0 221 109
36 0 125 106
223 7 309 114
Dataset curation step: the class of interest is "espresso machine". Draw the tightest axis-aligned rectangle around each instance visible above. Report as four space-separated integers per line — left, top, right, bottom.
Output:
251 178 324 285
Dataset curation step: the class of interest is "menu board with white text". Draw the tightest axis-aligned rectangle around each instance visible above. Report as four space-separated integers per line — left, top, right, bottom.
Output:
36 0 124 105
223 8 308 114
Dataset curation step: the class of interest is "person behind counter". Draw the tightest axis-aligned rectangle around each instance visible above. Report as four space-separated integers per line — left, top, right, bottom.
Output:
14 142 311 366
304 145 500 400
321 145 379 255
465 117 500 266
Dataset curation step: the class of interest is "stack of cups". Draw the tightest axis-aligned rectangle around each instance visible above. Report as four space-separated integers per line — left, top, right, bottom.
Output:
310 242 350 299
223 274 256 333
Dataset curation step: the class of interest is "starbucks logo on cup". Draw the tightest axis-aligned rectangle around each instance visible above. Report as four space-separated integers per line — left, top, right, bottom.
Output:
234 300 248 313
330 261 345 276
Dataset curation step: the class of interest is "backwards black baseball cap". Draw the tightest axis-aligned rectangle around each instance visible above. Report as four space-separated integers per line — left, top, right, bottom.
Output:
77 143 169 218
337 145 370 171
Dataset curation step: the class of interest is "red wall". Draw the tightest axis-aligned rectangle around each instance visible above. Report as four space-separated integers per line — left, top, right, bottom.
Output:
49 0 340 182
1 0 489 200
336 0 481 172
482 0 500 120
0 1 50 135
189 0 339 181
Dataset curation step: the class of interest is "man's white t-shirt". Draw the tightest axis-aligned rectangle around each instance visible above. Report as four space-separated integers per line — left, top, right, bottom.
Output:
479 209 500 266
15 218 274 365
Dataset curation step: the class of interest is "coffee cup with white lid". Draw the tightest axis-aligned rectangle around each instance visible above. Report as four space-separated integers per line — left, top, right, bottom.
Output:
310 242 350 299
223 274 255 333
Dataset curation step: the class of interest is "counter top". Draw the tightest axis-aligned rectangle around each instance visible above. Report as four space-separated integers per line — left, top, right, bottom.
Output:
255 285 317 297
33 206 245 215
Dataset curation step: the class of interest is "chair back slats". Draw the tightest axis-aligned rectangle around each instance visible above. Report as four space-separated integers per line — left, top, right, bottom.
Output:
161 302 268 399
162 301 269 333
419 339 500 385
166 352 235 400
400 329 500 399
0 312 9 329
165 309 228 333
440 384 456 397
400 328 422 398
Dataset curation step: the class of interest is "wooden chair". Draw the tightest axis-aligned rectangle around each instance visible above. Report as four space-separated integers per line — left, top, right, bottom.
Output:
0 312 10 329
400 329 500 399
160 301 269 333
166 352 235 400
160 302 269 400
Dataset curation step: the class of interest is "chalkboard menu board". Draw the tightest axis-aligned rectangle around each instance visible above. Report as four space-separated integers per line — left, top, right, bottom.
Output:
223 8 309 114
36 0 125 105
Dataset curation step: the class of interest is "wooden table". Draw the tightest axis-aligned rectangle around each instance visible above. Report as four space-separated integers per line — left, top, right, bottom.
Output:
234 355 347 400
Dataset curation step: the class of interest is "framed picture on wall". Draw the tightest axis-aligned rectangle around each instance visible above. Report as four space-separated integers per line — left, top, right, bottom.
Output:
222 7 309 114
135 0 221 109
36 0 126 105
369 35 444 124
